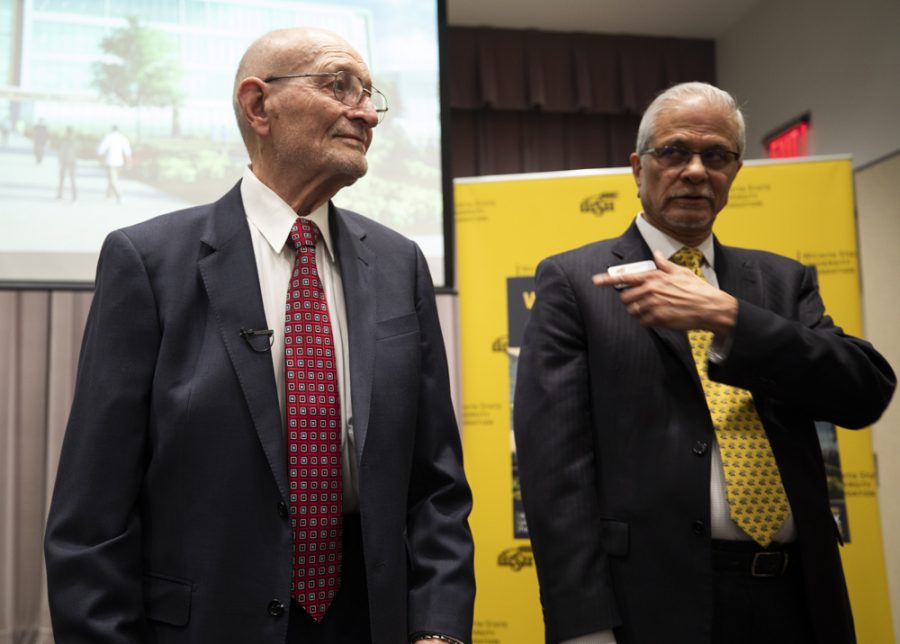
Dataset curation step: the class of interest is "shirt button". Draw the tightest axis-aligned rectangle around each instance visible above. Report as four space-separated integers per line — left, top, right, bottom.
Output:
268 600 285 617
277 502 288 518
693 520 706 536
692 441 709 456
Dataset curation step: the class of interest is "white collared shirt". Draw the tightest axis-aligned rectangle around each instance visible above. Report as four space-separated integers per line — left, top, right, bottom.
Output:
240 166 359 511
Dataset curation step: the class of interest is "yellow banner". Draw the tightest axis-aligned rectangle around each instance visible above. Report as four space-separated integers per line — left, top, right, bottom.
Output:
455 157 893 643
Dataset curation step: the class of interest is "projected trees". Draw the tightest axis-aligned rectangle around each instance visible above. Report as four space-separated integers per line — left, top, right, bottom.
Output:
93 17 183 140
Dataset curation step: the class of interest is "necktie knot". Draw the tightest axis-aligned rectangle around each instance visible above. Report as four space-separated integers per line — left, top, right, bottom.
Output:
670 246 705 277
289 216 318 250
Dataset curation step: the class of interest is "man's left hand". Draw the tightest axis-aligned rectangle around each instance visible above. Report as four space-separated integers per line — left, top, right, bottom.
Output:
592 250 738 335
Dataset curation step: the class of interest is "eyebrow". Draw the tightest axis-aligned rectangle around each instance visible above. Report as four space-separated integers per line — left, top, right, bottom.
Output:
323 64 373 86
660 139 732 150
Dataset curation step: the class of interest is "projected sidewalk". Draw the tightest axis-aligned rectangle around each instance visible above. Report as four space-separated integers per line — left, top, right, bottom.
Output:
0 134 192 255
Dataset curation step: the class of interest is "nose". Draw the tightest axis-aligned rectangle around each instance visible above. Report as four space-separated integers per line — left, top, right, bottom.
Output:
681 151 709 180
349 98 379 128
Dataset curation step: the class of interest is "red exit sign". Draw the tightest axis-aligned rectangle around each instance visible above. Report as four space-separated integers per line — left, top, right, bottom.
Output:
766 116 809 159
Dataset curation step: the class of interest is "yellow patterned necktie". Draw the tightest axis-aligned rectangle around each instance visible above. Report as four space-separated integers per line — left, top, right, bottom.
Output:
670 247 789 547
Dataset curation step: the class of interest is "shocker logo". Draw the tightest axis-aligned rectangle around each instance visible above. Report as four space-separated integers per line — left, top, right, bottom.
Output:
580 192 618 216
497 545 534 571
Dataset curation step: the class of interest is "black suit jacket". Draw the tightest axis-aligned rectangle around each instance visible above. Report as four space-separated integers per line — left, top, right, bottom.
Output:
45 182 475 643
513 222 895 644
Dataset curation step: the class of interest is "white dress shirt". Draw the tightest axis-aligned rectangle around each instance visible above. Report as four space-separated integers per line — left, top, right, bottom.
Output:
240 166 359 512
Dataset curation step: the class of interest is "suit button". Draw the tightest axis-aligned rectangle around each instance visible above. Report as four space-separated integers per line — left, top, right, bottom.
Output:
268 600 285 617
693 520 706 536
277 502 288 518
692 441 709 456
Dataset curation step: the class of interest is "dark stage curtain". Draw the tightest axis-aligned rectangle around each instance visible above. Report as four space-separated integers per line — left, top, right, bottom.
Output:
446 27 716 177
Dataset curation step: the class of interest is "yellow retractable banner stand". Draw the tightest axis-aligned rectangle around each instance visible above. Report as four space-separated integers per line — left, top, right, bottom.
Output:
455 157 893 643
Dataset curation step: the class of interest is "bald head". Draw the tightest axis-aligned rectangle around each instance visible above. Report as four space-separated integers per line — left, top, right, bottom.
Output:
232 27 359 149
230 26 378 213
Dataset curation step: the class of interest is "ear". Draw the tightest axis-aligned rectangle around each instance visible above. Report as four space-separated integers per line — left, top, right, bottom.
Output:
236 77 270 137
629 152 642 192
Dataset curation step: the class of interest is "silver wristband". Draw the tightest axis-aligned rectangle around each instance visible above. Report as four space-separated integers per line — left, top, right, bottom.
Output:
414 635 464 644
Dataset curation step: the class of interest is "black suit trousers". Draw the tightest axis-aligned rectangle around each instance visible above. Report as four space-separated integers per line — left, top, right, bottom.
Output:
711 542 814 644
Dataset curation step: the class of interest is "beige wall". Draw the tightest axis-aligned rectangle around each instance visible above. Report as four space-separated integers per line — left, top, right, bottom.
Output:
718 2 900 639
717 0 900 168
856 152 900 644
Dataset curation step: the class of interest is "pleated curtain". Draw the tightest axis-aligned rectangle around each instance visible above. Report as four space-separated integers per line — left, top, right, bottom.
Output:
447 26 716 177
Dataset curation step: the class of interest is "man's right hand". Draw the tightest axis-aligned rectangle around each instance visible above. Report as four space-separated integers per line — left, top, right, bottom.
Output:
592 250 738 336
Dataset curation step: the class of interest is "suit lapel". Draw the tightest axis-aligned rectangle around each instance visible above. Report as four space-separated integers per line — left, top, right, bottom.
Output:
607 220 651 268
611 223 698 379
715 240 762 307
197 182 288 503
330 205 375 465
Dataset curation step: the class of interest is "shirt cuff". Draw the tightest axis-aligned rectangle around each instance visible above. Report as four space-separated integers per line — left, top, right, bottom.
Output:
708 332 734 364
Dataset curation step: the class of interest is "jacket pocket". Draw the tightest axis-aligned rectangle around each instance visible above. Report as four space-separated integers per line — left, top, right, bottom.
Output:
599 518 629 557
144 572 192 626
375 313 418 340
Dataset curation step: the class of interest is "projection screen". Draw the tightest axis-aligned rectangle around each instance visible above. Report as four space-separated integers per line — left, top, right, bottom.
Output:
0 0 449 287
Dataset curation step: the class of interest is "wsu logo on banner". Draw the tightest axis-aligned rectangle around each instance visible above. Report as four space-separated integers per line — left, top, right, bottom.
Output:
580 191 619 216
497 545 534 572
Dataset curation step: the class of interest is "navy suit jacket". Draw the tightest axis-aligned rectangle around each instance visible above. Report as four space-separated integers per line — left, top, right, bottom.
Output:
513 221 895 644
45 182 475 643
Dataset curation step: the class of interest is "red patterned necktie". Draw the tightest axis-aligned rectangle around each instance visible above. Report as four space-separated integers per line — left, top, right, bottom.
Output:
285 216 342 620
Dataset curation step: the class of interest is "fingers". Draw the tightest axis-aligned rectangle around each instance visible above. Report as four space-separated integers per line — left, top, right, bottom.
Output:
590 250 734 332
592 267 654 289
653 249 678 273
592 250 687 289
625 293 663 325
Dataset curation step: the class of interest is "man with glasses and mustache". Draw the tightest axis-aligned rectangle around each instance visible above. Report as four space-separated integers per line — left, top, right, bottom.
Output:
45 27 474 644
514 82 894 644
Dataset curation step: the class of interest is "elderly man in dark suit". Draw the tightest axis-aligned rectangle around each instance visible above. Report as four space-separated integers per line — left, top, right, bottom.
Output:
513 82 894 644
45 27 474 644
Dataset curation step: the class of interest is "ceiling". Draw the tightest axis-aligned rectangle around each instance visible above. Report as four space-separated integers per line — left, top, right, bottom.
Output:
446 0 763 39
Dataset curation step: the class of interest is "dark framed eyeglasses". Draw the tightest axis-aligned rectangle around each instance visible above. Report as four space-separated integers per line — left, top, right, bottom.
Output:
641 145 741 171
263 70 388 123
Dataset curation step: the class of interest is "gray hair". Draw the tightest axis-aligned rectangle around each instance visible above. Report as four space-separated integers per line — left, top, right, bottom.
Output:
635 82 746 157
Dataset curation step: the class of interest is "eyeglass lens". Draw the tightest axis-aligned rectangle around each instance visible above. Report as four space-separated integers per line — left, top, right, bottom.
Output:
653 146 737 170
333 72 388 117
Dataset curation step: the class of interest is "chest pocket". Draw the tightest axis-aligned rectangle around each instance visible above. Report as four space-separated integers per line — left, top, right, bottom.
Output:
375 312 418 341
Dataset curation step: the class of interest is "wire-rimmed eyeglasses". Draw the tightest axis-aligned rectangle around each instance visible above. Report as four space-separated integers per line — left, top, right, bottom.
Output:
641 145 741 171
264 70 389 123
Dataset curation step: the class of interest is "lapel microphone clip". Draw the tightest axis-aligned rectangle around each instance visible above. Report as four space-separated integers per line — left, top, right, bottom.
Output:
240 327 274 353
